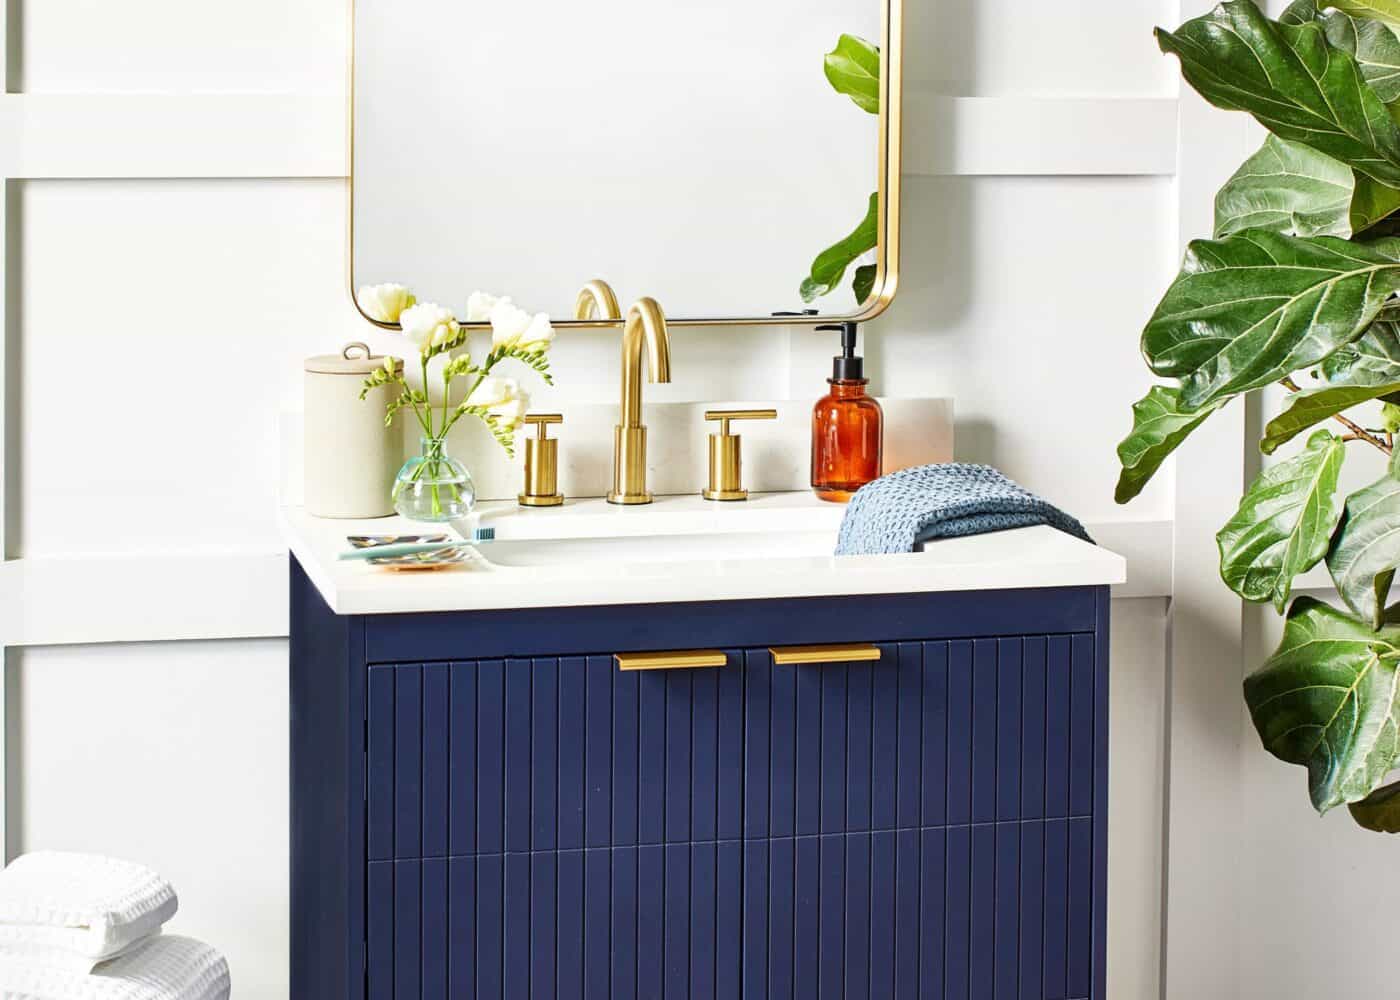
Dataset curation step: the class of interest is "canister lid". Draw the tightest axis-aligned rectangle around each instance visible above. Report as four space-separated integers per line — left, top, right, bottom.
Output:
305 342 403 375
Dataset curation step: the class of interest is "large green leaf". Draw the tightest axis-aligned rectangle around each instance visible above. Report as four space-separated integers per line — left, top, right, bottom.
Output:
1216 136 1358 238
801 192 878 303
1218 430 1347 610
1142 231 1400 408
1215 136 1400 238
852 265 877 306
1322 320 1400 383
1348 778 1400 831
1327 9 1400 100
1157 1 1400 186
824 34 880 115
1326 1 1400 30
1261 382 1400 453
1328 471 1400 626
1287 1 1400 101
1115 386 1226 504
1244 597 1400 814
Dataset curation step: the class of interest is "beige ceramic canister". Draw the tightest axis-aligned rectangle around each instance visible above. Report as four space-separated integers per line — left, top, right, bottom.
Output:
303 342 404 518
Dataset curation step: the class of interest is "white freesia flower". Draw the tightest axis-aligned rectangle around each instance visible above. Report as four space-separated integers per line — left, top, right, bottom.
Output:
491 393 530 430
466 376 530 430
518 312 556 350
490 301 556 351
466 375 518 408
466 291 510 323
399 303 460 351
489 301 533 347
358 283 416 324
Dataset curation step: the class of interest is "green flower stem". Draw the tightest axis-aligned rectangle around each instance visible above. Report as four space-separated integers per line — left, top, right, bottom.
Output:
438 364 495 440
403 374 432 439
421 355 435 438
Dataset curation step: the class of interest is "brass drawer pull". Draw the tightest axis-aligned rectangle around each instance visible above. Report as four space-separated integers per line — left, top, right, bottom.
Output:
770 644 882 666
615 650 728 671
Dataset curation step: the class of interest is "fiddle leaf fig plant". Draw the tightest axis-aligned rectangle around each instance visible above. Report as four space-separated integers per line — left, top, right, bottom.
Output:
1119 0 1400 832
800 34 881 307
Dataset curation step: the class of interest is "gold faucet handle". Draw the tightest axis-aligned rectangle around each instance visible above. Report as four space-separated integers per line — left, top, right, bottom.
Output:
704 409 778 436
525 413 564 438
702 409 776 502
519 414 565 508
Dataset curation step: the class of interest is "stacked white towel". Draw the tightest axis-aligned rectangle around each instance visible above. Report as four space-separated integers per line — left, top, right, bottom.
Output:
0 937 229 1000
0 854 229 1000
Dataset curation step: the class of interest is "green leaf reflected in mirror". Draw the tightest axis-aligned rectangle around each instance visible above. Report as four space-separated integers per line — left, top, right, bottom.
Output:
800 35 882 307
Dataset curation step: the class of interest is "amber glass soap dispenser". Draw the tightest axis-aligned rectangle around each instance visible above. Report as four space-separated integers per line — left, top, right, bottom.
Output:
811 322 883 503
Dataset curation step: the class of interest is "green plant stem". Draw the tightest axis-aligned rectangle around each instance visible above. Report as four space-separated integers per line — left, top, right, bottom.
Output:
421 356 434 438
1280 377 1393 455
438 364 494 440
405 377 432 439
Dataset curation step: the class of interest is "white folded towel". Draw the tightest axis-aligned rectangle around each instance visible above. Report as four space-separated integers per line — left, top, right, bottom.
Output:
0 935 229 1000
0 854 178 973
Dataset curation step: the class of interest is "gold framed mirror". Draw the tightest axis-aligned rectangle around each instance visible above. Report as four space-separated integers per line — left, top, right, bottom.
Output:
350 0 902 329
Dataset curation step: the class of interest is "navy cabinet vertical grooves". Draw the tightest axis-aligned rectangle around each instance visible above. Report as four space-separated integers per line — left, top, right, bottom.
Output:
448 663 477 858
1092 590 1112 1000
531 658 559 853
356 612 1111 1000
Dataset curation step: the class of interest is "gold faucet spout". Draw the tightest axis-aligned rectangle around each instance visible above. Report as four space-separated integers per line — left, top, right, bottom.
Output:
620 298 672 428
575 279 622 323
609 297 672 505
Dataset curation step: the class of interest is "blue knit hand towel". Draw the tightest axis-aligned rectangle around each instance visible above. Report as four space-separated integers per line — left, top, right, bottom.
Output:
835 464 1093 556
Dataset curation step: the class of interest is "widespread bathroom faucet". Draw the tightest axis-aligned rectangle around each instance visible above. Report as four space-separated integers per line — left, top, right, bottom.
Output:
609 297 672 504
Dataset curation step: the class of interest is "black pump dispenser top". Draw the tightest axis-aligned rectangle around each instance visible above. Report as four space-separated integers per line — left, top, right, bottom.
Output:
818 322 864 381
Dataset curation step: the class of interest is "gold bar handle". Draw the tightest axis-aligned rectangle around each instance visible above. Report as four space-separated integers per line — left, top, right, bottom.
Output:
703 408 779 425
615 649 728 672
770 644 882 666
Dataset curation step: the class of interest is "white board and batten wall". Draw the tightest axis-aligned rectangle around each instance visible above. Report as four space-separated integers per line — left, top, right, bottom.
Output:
0 2 1383 998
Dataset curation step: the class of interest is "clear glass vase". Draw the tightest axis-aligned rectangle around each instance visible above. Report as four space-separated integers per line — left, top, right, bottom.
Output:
393 437 477 522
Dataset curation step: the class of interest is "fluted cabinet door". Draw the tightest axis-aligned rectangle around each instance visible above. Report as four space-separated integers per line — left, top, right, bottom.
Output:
363 628 1107 1000
366 653 748 998
734 637 1106 1000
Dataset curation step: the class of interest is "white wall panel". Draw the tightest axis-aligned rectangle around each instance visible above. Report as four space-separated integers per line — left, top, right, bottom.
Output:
915 0 1178 97
7 640 288 1000
1109 597 1168 1000
868 174 1179 523
15 179 356 557
14 0 346 94
11 178 799 559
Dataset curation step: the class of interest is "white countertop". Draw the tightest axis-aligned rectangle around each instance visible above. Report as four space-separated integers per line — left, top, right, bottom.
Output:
280 492 1127 616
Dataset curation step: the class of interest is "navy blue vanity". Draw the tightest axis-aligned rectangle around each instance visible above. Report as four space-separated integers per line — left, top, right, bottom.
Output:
290 556 1111 1000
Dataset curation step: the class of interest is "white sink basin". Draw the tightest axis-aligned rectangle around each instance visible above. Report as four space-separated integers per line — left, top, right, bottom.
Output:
480 530 836 568
279 492 1128 615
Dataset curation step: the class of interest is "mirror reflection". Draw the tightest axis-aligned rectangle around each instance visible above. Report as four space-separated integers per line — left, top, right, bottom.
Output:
352 0 893 324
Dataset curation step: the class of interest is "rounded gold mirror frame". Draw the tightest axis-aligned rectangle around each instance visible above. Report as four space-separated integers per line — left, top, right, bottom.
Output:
347 0 903 332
